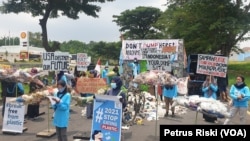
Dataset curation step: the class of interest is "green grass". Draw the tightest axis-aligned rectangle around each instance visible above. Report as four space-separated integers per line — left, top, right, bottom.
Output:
228 61 250 87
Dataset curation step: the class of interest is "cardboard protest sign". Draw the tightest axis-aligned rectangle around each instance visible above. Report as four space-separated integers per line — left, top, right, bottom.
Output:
76 78 107 94
77 53 91 71
196 54 228 78
42 52 70 71
90 95 122 141
2 97 25 133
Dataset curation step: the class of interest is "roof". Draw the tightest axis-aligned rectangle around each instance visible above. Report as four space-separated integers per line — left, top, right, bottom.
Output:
0 45 46 54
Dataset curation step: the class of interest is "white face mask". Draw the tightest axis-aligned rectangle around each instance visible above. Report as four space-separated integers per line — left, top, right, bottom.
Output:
111 83 117 89
58 87 66 92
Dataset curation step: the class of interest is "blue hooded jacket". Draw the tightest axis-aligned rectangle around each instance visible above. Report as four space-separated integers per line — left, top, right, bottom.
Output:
52 80 71 128
107 76 126 108
229 83 250 108
163 85 177 98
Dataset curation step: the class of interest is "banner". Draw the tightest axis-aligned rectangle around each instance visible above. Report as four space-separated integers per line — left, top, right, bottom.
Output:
90 95 122 141
42 52 70 71
77 53 91 71
76 78 107 94
2 97 25 133
122 39 179 60
196 54 228 78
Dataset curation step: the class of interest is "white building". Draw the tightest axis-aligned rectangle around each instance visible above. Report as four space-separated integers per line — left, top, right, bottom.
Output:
0 45 45 63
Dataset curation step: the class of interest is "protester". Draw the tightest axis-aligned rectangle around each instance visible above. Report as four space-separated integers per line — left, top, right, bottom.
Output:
162 83 178 117
1 80 24 117
202 75 218 122
224 75 250 125
217 75 230 102
130 58 140 78
113 65 120 76
57 71 67 84
101 66 110 85
106 76 127 109
26 75 45 120
52 80 71 141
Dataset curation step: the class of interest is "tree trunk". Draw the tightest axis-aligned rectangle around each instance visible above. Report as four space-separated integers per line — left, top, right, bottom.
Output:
39 3 59 52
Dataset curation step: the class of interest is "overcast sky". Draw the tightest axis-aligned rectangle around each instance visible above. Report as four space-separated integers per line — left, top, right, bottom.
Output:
0 0 249 48
0 0 166 43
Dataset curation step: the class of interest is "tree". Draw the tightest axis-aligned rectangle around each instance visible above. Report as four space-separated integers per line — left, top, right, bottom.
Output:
29 32 43 47
113 6 163 39
156 0 250 56
0 0 115 52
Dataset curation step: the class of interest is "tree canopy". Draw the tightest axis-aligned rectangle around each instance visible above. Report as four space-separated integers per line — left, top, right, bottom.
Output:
113 6 163 39
0 0 115 52
156 0 250 56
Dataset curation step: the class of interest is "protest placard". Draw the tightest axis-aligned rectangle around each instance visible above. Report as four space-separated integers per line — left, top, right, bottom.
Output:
42 52 70 71
76 78 107 94
77 53 91 71
121 39 179 60
2 97 25 133
90 95 122 141
196 54 228 77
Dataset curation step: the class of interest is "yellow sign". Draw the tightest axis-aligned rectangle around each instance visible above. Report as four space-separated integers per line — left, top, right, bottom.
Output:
20 32 26 39
0 64 11 69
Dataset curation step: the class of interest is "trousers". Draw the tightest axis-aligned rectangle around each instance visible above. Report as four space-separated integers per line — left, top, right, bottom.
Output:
223 106 247 125
56 127 68 141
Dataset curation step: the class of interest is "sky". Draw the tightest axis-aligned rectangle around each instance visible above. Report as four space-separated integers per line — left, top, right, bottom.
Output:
0 0 167 44
0 0 249 48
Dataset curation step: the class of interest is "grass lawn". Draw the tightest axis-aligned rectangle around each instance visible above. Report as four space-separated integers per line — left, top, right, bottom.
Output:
228 61 250 86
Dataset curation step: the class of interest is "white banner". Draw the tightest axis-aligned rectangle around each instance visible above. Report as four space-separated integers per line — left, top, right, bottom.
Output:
42 52 70 71
2 97 25 133
122 39 180 60
77 53 91 71
196 54 228 78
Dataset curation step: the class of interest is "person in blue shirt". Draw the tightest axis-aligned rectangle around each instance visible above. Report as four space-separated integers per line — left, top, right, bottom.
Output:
162 83 178 117
202 75 218 99
202 75 218 122
52 80 71 141
106 76 127 109
224 75 250 125
130 58 140 78
101 66 110 85
1 80 24 117
57 71 67 85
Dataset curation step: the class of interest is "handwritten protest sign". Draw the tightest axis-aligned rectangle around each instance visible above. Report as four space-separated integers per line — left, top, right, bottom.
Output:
146 53 172 71
77 53 91 71
122 39 179 60
76 78 107 94
90 95 122 141
2 97 25 133
42 52 70 71
196 54 228 78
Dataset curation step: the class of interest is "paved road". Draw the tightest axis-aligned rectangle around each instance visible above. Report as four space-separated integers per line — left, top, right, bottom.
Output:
0 101 249 141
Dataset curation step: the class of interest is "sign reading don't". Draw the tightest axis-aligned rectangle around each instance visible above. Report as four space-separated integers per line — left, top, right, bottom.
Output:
76 78 107 94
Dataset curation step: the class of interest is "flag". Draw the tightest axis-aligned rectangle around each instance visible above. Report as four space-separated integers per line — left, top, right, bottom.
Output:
119 50 123 75
105 61 109 67
94 58 101 78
